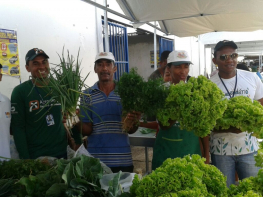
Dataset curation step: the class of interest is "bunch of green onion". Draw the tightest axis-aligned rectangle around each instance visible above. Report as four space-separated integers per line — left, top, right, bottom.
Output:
36 49 90 129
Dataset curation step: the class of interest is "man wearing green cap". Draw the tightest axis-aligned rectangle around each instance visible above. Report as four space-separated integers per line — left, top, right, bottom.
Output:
11 48 80 159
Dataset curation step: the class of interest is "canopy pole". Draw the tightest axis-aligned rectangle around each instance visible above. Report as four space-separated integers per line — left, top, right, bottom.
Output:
104 0 109 52
198 35 201 75
204 47 207 78
154 21 157 71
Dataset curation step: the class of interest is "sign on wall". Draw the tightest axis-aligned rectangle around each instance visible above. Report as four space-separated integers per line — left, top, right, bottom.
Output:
0 29 20 77
150 50 159 66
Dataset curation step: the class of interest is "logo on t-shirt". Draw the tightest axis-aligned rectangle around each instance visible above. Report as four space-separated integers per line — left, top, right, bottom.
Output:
5 112 10 118
29 100 39 112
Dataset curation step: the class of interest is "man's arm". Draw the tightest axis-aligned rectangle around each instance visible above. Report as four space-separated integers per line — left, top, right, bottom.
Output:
76 122 93 136
11 87 30 159
257 97 263 106
200 136 210 164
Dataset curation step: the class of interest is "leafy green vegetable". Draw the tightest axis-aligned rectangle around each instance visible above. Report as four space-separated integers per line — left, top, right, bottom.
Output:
156 76 227 137
140 128 156 134
255 142 263 168
0 178 15 197
228 169 263 197
108 171 122 197
13 155 125 197
215 96 263 137
0 159 51 179
117 68 169 131
129 154 228 197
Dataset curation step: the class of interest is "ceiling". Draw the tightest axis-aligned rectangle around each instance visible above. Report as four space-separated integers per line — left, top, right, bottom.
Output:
116 0 263 37
205 40 263 56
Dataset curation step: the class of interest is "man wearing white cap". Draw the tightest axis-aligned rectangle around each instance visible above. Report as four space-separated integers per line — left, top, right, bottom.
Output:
152 50 209 170
0 64 11 160
79 52 139 173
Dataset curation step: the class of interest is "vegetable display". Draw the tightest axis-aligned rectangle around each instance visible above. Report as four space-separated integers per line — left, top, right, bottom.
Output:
129 154 228 197
117 68 169 132
215 96 263 138
0 155 125 197
227 169 263 197
0 159 51 180
156 75 227 137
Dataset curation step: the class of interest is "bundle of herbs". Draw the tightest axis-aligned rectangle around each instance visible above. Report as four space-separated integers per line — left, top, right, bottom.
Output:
36 48 90 130
116 68 169 132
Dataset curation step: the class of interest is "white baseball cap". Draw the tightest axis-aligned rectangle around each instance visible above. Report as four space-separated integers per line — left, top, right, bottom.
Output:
95 52 115 63
167 50 192 66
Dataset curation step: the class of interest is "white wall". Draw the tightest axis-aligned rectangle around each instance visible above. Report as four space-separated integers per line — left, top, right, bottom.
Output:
174 36 207 77
0 0 101 98
129 42 156 80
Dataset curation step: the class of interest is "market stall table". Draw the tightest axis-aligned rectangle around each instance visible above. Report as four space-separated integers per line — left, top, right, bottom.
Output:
129 127 156 174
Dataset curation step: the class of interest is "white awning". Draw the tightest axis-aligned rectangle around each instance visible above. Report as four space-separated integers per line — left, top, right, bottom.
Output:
116 0 263 37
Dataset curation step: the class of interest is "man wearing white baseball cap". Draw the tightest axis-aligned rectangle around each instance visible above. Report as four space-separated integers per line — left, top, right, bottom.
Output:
152 50 209 170
79 52 140 173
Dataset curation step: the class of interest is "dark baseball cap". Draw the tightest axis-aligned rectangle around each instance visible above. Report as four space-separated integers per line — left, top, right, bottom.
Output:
25 48 49 62
160 50 171 62
214 40 238 54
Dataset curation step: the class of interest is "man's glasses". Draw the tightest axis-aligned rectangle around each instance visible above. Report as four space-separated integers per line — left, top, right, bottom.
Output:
219 53 238 61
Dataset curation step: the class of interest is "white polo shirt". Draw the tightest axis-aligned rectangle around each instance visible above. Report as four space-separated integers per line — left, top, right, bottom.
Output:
0 92 11 160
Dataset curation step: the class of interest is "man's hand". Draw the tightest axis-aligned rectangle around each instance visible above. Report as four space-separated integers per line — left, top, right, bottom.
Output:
62 109 80 124
124 111 141 134
126 111 141 121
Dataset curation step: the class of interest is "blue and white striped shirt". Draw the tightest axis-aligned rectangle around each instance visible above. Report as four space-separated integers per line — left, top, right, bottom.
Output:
80 82 133 167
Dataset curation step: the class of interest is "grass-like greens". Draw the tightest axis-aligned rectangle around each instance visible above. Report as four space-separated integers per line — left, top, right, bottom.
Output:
36 48 91 129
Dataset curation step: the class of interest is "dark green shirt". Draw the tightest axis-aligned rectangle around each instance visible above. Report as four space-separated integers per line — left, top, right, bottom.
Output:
11 80 68 159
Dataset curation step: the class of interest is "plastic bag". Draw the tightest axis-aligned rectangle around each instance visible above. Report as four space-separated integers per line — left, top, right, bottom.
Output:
67 145 75 160
100 172 136 193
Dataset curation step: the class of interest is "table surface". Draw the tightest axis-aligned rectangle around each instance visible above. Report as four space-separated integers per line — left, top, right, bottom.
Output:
129 127 156 147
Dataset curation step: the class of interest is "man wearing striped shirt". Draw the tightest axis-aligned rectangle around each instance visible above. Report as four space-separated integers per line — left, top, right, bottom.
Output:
80 52 139 173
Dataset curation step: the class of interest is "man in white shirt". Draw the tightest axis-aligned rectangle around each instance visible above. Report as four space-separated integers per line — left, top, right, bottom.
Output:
210 40 263 187
0 64 11 160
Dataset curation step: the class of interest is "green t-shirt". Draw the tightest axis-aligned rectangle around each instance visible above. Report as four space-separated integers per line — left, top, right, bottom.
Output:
11 80 68 159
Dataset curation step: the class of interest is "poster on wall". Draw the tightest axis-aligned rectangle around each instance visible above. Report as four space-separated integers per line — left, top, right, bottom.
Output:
0 29 20 77
150 50 159 67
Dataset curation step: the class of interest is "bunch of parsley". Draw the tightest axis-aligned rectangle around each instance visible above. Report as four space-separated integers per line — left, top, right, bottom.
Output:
116 68 169 128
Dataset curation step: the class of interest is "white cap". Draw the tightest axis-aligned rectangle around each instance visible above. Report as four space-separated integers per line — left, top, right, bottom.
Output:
167 50 192 66
95 52 115 63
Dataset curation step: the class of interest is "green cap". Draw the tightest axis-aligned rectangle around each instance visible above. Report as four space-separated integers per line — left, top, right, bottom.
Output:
25 48 49 62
